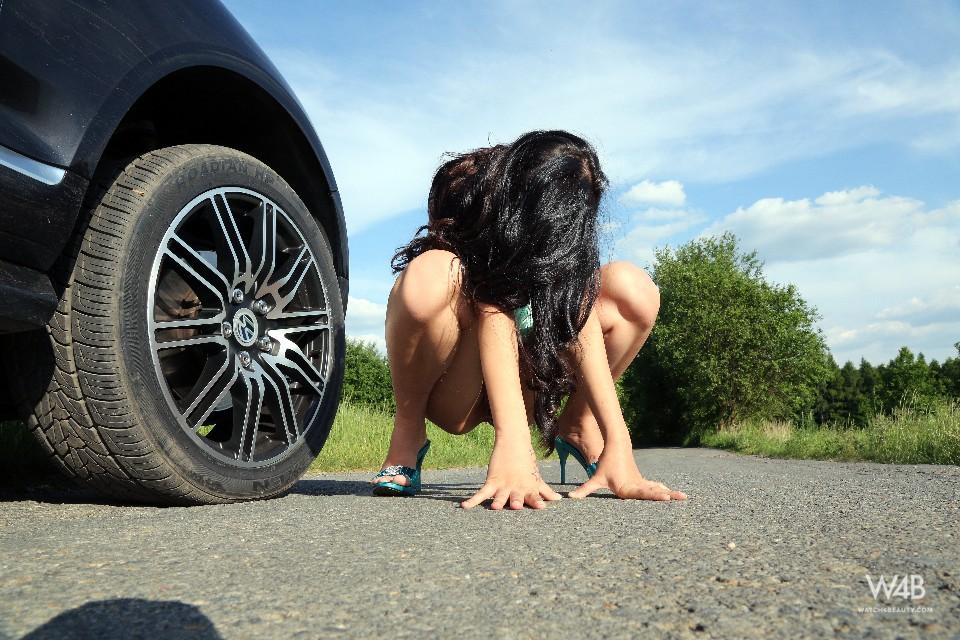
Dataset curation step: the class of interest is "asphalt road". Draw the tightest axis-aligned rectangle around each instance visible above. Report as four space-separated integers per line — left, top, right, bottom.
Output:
1 448 958 639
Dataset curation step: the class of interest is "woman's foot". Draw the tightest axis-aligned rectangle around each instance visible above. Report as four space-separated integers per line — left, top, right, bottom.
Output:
373 418 428 487
557 420 604 465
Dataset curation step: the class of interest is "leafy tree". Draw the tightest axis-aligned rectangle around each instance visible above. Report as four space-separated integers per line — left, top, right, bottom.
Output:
837 361 870 424
879 347 940 411
812 356 844 425
858 359 880 414
935 342 960 399
621 233 831 444
342 339 396 412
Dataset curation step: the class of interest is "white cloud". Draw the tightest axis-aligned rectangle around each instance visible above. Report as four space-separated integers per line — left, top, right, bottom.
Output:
823 319 960 364
349 333 387 355
701 187 960 261
346 295 387 324
698 187 960 363
620 180 686 207
814 185 880 206
345 295 387 354
616 209 707 265
838 58 960 117
877 286 960 326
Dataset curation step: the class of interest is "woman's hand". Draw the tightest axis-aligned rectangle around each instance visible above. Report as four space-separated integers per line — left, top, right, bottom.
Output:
461 439 562 510
568 445 687 501
465 301 561 510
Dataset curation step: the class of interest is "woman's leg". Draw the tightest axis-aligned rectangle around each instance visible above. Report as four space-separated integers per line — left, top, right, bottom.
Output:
375 249 487 485
555 261 660 462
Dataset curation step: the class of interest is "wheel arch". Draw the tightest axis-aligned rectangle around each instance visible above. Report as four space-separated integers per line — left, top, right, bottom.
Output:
73 64 349 309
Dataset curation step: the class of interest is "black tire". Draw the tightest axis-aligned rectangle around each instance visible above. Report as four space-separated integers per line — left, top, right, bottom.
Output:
4 145 345 504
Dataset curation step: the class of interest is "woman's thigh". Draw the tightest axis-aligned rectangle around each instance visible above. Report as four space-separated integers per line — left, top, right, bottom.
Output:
419 261 489 434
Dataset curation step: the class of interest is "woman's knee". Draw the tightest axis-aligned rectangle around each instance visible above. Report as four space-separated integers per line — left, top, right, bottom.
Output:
601 261 660 330
391 249 463 325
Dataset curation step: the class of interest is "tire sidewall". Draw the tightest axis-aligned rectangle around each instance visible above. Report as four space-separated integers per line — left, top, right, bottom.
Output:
118 147 344 500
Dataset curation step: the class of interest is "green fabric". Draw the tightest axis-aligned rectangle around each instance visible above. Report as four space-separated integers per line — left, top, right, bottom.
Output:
513 302 533 338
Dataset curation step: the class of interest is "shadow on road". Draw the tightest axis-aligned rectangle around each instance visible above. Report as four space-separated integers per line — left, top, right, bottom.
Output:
18 598 221 639
0 478 124 506
291 479 468 504
3 477 480 506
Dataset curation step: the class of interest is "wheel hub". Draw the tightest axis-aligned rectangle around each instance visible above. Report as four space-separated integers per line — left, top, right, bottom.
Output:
231 308 259 347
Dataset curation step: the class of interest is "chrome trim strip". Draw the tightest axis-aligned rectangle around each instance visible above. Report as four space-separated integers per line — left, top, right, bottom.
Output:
0 144 66 186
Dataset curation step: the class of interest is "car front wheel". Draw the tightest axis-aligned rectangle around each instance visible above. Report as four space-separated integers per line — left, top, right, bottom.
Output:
6 144 345 503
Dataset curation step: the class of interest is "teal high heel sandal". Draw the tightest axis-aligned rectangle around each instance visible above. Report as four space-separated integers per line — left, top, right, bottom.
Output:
372 440 431 497
555 436 597 484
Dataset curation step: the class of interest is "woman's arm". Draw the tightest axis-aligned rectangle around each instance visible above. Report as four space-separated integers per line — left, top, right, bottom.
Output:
567 304 687 501
461 303 563 510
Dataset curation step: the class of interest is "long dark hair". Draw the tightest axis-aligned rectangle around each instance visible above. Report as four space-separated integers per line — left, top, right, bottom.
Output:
392 130 608 449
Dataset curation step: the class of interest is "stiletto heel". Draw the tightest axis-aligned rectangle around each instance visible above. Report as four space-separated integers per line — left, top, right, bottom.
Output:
372 440 431 497
554 436 597 484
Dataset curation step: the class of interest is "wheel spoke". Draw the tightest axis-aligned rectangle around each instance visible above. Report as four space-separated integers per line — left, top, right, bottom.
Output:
250 202 278 294
165 234 231 304
266 331 326 393
183 351 239 428
154 316 224 331
210 193 254 292
156 334 229 350
272 309 329 327
259 246 316 315
260 357 300 442
235 373 265 462
269 320 330 336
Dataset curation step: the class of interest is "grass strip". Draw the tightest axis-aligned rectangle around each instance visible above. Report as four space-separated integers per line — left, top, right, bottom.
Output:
309 401 549 473
702 400 960 465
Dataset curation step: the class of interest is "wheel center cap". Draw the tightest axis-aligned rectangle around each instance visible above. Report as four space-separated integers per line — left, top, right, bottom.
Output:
232 308 259 347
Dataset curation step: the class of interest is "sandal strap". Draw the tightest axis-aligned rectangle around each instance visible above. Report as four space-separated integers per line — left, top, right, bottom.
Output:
374 465 416 479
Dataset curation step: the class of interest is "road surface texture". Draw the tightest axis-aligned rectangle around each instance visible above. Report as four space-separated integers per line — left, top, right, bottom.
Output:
1 448 957 639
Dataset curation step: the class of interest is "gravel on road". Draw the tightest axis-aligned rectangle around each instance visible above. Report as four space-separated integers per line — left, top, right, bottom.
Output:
1 448 958 639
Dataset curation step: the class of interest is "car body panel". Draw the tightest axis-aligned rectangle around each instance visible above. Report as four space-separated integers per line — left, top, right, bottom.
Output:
0 0 348 320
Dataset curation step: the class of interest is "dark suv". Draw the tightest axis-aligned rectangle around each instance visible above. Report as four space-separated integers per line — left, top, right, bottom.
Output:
0 1 347 504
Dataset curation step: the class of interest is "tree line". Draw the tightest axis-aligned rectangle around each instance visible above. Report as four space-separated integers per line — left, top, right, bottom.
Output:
813 347 960 427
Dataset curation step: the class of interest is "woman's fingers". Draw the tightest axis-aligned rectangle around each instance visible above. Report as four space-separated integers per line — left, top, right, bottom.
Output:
646 480 687 501
540 484 563 501
524 491 546 509
460 485 495 509
490 489 510 510
462 481 566 510
628 482 671 501
568 476 605 499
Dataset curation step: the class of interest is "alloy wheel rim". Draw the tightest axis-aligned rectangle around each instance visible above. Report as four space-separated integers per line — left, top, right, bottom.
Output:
147 186 332 466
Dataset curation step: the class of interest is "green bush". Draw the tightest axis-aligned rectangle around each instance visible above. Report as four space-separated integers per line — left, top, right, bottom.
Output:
621 232 830 445
342 338 396 413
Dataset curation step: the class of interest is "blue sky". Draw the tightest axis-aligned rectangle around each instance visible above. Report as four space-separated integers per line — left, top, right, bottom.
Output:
225 0 960 365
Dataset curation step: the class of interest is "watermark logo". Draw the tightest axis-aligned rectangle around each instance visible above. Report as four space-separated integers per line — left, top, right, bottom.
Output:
866 574 925 601
859 574 932 614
